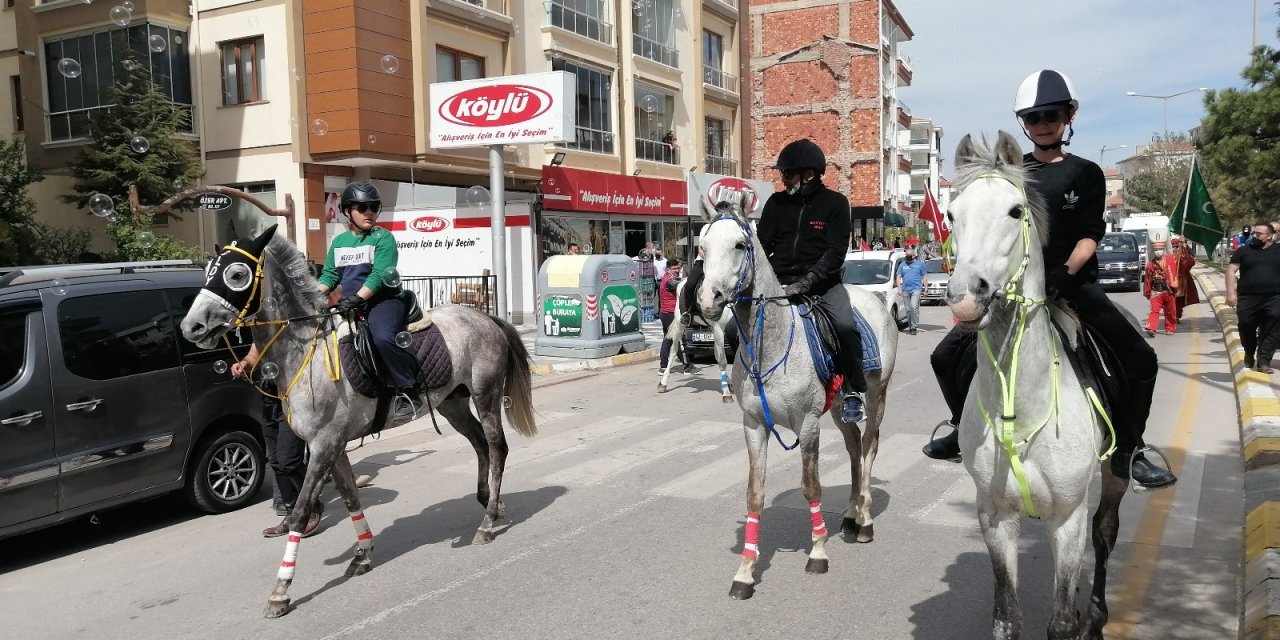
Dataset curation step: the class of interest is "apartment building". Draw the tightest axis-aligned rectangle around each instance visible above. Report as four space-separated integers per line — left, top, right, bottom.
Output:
902 114 941 217
0 0 746 318
746 0 913 240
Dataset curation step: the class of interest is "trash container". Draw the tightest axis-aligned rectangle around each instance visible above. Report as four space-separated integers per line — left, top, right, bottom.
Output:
535 255 647 358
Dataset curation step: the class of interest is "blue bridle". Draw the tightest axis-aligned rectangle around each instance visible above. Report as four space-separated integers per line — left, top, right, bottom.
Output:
710 214 799 450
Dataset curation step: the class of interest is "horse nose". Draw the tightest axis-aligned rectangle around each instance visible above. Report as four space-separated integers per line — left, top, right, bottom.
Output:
712 290 725 307
183 319 205 339
974 278 991 297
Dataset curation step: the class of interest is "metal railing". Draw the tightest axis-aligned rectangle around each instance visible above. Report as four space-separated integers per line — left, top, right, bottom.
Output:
635 138 679 164
633 32 678 68
705 155 737 175
702 65 739 92
545 0 613 44
556 125 614 154
401 275 498 316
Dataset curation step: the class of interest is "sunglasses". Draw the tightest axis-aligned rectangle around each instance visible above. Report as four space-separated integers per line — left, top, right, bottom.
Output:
780 169 801 180
1020 109 1066 126
348 203 381 214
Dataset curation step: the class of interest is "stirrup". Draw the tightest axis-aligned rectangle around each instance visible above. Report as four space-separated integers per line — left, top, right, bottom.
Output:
1125 444 1174 493
928 419 958 441
394 390 420 421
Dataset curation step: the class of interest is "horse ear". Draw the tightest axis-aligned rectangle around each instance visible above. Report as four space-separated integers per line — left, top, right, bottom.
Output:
698 193 716 223
212 243 223 254
256 224 279 244
955 134 979 167
737 189 754 223
994 131 1024 167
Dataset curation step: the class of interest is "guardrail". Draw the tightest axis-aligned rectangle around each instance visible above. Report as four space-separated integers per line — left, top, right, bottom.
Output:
401 274 497 316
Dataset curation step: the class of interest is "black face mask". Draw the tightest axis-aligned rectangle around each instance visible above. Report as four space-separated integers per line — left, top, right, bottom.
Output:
905 256 914 262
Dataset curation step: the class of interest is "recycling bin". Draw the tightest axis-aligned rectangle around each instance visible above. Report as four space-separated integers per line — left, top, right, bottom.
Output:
535 254 647 358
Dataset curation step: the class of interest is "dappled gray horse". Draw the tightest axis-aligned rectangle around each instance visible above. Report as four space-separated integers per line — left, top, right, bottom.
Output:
946 132 1127 640
180 225 536 618
696 188 897 600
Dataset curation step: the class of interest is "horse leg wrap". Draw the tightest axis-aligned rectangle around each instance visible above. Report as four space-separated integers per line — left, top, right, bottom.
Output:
743 512 761 560
720 371 729 389
809 502 828 537
278 533 302 580
351 511 373 550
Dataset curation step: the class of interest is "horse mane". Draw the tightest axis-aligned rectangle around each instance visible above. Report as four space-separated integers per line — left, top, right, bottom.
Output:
952 135 1051 248
264 233 327 313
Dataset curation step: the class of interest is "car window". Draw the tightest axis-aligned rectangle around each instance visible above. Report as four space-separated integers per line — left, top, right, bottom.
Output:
843 260 892 285
0 308 30 388
925 259 947 274
58 290 181 380
165 287 251 359
1098 236 1136 253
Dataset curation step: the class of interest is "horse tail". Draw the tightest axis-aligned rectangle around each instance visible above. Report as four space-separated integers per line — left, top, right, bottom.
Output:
489 315 538 437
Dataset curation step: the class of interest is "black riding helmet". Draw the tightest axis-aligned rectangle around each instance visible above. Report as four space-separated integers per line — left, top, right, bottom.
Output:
340 182 382 213
771 139 827 174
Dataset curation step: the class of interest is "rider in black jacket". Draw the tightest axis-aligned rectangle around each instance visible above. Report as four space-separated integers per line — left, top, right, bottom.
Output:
758 139 866 422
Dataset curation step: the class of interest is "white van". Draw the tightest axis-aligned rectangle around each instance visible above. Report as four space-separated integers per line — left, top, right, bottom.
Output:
841 249 909 330
1120 214 1170 269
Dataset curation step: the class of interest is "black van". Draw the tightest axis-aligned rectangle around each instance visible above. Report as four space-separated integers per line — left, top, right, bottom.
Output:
1096 232 1141 292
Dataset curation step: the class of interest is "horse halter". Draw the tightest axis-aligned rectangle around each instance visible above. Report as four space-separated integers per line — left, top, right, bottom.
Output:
202 240 267 326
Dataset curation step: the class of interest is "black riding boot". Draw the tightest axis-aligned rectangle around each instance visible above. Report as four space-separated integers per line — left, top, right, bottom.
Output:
1108 376 1177 489
922 421 961 461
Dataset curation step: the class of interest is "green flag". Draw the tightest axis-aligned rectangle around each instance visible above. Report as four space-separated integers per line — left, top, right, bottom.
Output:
1168 159 1224 250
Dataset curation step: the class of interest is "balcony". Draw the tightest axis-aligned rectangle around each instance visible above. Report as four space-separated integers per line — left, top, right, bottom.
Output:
633 33 678 68
911 162 931 175
705 155 737 176
636 137 679 165
896 56 913 86
545 0 613 45
703 0 738 19
896 106 911 128
703 65 739 93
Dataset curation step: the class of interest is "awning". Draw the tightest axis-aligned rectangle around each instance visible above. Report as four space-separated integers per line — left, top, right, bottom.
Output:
885 211 908 227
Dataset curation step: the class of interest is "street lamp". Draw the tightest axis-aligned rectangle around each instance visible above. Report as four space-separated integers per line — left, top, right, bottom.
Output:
1125 87 1210 136
1100 144 1126 167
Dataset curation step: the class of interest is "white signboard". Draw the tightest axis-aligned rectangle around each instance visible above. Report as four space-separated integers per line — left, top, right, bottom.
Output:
686 173 778 220
429 72 575 149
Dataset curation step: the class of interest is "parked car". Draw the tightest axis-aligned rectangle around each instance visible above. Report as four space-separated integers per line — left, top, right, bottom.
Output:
922 258 952 305
0 262 266 541
841 250 909 330
1095 232 1142 292
681 313 738 363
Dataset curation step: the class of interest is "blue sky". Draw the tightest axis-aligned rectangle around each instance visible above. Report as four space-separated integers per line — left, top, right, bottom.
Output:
895 0 1280 174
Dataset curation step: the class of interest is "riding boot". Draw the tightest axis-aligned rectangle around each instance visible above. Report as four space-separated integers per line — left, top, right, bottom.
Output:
1109 375 1177 489
922 421 962 461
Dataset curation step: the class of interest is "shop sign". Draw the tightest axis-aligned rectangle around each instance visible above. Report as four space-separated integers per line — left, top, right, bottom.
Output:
541 165 688 216
687 173 777 219
430 72 575 148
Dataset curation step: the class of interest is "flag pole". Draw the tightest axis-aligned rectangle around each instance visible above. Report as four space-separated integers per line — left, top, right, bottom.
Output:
1179 155 1195 238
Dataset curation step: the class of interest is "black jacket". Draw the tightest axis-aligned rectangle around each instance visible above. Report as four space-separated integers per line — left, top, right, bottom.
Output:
757 183 852 293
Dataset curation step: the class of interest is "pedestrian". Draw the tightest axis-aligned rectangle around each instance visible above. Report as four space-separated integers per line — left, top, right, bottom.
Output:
1171 237 1199 319
921 69 1176 488
657 258 689 375
653 246 668 274
567 242 581 255
1143 247 1179 336
1227 223 1280 373
894 248 927 334
232 345 324 538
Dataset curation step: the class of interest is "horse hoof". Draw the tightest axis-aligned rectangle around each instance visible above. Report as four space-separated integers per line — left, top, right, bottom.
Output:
495 501 506 520
722 395 733 404
728 581 756 600
840 518 860 536
263 597 291 618
855 524 874 543
805 558 829 574
657 384 667 393
345 561 373 577
472 529 496 545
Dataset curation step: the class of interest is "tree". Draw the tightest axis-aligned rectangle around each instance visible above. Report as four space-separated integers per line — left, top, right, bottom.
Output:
1123 162 1189 214
62 52 203 261
1197 5 1280 230
0 136 44 266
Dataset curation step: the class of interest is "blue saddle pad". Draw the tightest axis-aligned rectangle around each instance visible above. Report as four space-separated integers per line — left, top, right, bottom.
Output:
797 303 882 385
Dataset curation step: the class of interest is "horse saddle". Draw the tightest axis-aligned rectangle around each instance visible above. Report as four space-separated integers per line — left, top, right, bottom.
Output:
338 290 452 399
797 302 882 384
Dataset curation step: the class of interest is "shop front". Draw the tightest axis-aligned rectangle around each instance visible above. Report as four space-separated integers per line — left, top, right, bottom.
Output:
538 166 690 261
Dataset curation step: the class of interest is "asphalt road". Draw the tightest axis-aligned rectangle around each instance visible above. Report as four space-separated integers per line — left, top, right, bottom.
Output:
0 291 1240 639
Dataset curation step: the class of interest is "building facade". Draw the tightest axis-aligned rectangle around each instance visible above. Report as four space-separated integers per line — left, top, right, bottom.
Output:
903 114 941 216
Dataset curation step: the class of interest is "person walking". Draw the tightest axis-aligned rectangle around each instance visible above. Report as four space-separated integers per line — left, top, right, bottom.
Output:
1227 223 1280 373
657 258 689 375
894 248 927 334
1143 248 1179 336
1171 237 1199 320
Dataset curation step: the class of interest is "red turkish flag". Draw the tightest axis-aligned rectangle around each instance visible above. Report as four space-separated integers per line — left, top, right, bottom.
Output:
918 184 948 245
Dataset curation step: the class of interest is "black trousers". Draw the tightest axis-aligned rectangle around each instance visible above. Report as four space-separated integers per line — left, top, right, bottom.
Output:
262 391 307 510
811 285 868 393
659 311 688 369
1238 294 1280 365
682 261 704 314
930 283 1157 454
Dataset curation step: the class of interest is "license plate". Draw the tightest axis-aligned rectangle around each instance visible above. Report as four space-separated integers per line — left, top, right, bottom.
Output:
691 332 713 342
1099 278 1121 284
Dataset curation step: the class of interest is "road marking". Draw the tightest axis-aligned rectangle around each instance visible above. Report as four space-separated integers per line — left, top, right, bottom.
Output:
542 419 738 487
438 415 657 476
1107 324 1202 638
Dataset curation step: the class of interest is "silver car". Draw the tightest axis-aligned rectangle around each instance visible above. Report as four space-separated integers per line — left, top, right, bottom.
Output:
922 258 951 305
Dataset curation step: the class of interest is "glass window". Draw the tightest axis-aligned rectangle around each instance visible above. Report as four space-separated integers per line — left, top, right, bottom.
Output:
216 181 279 245
221 36 265 105
633 0 677 67
0 308 30 388
10 75 21 132
552 58 613 155
58 291 180 380
634 83 676 164
842 260 892 285
703 31 723 70
435 47 485 83
547 0 612 44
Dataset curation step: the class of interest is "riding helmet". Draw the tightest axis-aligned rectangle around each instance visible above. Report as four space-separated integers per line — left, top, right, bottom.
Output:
771 139 827 173
1013 70 1079 116
340 182 382 211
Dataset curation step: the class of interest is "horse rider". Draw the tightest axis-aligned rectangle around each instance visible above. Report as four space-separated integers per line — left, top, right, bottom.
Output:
921 69 1177 489
759 138 867 423
681 227 708 325
318 181 421 422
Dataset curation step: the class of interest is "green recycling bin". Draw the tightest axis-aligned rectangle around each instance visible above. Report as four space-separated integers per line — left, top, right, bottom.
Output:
535 255 647 358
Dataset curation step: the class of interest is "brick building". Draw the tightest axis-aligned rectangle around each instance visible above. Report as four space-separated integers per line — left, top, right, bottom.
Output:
747 0 914 238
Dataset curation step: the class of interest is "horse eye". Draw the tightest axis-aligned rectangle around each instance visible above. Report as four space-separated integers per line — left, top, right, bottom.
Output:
1008 205 1024 220
222 263 253 291
734 241 746 251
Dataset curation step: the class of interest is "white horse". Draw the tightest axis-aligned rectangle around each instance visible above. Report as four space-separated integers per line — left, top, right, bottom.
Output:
697 188 897 600
946 132 1127 640
657 278 732 401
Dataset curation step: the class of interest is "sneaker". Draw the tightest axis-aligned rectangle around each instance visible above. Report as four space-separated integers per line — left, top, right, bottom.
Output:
841 393 865 423
393 390 419 423
683 363 696 373
658 367 668 377
272 499 289 517
1145 328 1156 338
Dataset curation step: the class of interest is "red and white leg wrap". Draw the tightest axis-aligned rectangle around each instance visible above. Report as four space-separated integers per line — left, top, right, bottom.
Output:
809 501 827 537
743 512 761 560
278 533 302 580
351 510 373 550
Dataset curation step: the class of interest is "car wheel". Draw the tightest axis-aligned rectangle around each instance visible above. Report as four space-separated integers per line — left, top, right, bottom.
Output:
185 429 265 514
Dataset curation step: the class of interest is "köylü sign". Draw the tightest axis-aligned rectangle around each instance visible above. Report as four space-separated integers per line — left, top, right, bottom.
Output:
540 166 688 216
430 72 574 148
198 193 234 211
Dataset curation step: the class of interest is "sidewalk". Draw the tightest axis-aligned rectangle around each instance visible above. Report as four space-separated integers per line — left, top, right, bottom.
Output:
515 320 667 377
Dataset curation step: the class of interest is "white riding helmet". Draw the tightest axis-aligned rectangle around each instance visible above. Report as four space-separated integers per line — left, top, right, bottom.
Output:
1013 69 1079 116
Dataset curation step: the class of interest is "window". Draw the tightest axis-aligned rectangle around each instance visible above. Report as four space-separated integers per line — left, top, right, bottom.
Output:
0 308 30 388
633 0 677 67
10 75 21 132
704 117 734 175
552 58 613 155
634 84 675 164
435 47 485 83
220 36 264 105
44 24 194 142
547 0 612 45
217 181 278 246
701 31 737 91
58 291 181 380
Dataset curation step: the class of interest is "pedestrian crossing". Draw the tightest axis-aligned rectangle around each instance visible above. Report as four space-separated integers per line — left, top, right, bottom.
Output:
410 411 1204 548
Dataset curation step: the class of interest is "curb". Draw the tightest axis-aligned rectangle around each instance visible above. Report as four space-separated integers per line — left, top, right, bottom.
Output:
1191 265 1280 639
529 347 658 375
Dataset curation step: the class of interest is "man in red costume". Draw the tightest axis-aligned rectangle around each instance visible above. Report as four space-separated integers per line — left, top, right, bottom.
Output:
1143 247 1180 336
1171 237 1199 320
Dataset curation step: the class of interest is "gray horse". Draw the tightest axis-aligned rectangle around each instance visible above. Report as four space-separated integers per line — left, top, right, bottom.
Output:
696 188 897 599
180 225 536 618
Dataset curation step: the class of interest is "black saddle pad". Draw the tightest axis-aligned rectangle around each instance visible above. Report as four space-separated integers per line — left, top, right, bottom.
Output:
339 323 453 399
